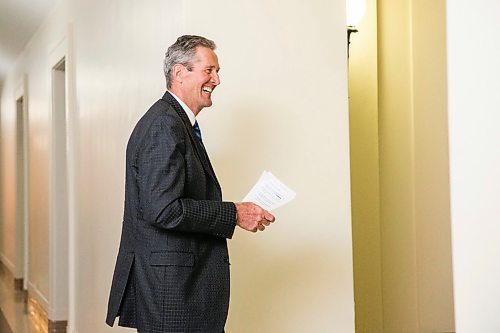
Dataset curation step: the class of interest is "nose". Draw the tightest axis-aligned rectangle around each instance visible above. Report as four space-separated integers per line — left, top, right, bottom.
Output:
211 71 220 86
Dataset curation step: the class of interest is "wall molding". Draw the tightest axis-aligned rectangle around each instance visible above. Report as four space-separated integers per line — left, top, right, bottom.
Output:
0 257 15 288
27 281 49 312
49 319 68 333
0 254 15 274
14 277 24 290
0 258 28 303
2 261 67 333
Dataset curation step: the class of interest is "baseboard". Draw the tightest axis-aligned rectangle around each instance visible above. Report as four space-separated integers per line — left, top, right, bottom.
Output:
2 257 67 333
27 281 49 313
1 254 24 292
0 253 15 273
14 277 24 290
27 292 67 333
49 320 68 333
0 258 15 288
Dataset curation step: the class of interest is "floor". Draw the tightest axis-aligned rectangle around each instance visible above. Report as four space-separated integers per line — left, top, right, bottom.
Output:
0 276 40 333
0 308 13 333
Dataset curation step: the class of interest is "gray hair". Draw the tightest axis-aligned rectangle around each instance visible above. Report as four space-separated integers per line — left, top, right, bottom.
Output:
164 35 217 88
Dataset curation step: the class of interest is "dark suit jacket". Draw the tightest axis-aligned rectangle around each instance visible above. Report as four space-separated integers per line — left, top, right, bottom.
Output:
106 91 236 333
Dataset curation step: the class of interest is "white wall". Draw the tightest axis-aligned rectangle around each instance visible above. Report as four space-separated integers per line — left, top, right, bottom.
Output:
186 1 354 331
1 0 355 332
447 0 500 332
0 65 19 279
0 1 71 309
69 1 185 330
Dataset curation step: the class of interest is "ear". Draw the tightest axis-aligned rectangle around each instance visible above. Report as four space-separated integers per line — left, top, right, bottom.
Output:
172 64 185 84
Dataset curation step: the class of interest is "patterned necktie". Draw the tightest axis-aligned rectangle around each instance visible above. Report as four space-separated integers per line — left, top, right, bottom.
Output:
193 121 203 143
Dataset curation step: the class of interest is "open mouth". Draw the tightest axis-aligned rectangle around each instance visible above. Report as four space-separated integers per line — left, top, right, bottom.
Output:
202 86 213 93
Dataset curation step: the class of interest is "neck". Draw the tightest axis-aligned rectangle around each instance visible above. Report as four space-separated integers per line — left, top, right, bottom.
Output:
168 88 201 116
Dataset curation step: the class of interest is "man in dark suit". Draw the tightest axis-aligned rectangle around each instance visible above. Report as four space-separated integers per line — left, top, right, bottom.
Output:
106 35 275 333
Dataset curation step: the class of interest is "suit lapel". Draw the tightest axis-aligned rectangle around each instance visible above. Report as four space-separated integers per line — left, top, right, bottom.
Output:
161 92 222 192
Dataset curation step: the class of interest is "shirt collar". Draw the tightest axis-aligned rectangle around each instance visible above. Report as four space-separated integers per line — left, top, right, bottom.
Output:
167 90 196 126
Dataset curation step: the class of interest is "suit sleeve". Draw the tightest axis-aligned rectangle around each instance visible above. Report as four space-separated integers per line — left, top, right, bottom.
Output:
136 115 236 239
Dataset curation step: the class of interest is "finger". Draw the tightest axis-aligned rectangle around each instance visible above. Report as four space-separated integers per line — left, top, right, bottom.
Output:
264 212 275 222
257 223 265 231
261 219 271 226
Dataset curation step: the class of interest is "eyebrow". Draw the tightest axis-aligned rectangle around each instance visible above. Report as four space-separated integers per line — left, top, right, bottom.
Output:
205 65 220 71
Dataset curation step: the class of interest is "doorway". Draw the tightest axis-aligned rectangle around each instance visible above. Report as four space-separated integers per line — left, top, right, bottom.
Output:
49 58 69 331
15 94 29 291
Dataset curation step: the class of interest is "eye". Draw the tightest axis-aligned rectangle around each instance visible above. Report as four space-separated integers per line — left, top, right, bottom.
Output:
205 68 213 74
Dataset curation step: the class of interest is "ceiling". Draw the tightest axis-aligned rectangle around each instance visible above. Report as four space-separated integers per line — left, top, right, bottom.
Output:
0 0 56 84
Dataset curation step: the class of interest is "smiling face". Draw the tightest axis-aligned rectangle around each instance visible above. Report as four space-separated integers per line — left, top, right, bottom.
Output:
171 46 221 116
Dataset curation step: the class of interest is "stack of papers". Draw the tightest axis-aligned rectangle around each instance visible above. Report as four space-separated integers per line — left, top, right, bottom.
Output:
242 171 296 211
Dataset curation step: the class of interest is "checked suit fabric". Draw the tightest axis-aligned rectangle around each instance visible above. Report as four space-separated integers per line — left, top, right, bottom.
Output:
106 91 237 333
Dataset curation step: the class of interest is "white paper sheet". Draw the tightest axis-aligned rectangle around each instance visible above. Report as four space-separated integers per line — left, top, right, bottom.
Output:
242 171 296 211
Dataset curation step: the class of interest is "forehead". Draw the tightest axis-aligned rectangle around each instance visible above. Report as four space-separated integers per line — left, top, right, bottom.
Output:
192 46 219 67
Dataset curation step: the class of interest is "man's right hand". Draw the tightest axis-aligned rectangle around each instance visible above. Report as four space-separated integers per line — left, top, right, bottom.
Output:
234 202 276 233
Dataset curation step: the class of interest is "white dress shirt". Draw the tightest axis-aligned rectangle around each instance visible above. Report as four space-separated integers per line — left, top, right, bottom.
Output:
167 90 196 126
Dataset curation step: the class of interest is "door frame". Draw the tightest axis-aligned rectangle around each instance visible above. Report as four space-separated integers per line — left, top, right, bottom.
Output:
14 77 29 291
47 26 76 330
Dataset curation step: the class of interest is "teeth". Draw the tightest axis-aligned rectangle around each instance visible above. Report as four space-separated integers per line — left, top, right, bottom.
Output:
202 86 212 93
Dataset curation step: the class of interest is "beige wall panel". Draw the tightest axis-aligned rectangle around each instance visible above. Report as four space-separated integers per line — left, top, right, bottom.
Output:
348 0 384 330
412 0 455 331
378 0 455 331
378 0 419 331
